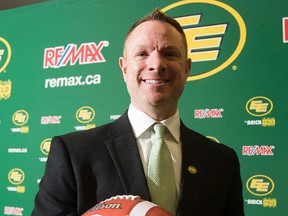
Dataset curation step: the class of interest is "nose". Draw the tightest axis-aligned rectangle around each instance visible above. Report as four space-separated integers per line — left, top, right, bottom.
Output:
147 52 167 73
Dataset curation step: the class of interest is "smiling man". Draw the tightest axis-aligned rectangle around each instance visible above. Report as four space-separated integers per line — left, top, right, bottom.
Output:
32 9 244 216
119 17 191 121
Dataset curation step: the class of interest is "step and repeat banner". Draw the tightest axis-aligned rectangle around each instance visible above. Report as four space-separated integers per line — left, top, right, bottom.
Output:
0 0 287 215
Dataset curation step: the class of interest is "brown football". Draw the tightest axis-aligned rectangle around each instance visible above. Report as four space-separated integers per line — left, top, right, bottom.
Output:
82 195 173 216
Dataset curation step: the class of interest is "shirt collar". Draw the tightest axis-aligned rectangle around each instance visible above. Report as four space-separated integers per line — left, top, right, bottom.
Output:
127 104 180 143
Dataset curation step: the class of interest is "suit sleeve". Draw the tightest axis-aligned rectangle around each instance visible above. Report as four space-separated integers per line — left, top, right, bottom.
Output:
32 136 78 216
225 150 245 216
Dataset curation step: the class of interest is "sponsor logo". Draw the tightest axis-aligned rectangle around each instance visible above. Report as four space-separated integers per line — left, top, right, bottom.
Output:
162 0 246 80
41 115 62 124
7 168 25 193
75 106 96 131
44 74 101 88
194 108 223 119
242 145 274 156
0 79 12 100
89 203 121 211
244 198 277 208
246 175 274 196
8 148 28 154
11 110 29 133
0 37 12 73
283 17 288 43
244 96 275 127
110 115 121 120
43 41 109 69
4 206 24 216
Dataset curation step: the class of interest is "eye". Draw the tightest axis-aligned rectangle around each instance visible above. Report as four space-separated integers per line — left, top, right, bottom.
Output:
166 52 178 57
164 51 180 60
136 51 148 57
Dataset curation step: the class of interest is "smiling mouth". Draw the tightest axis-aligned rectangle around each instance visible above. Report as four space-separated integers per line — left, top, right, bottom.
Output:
143 79 169 84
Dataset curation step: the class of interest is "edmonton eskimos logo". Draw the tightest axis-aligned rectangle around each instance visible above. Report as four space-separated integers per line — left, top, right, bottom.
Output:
8 168 25 185
76 106 95 124
40 138 52 155
246 96 273 117
246 175 274 196
12 110 29 126
0 37 11 73
206 136 220 143
162 0 246 81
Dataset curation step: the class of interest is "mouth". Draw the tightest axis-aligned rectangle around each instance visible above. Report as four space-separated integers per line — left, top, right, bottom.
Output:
143 79 169 84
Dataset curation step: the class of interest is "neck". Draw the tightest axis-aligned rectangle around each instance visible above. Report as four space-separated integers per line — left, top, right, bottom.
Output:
132 102 177 121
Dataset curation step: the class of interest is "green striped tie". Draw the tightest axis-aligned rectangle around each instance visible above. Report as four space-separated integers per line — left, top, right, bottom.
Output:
147 123 177 215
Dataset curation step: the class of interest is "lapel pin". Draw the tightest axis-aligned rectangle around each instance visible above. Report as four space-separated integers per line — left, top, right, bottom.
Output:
188 165 197 174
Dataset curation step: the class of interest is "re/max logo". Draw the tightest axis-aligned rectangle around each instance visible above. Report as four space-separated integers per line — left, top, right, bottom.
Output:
43 41 109 69
283 17 288 43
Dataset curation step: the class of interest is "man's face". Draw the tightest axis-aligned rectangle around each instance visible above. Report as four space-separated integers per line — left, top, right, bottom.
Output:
119 21 191 117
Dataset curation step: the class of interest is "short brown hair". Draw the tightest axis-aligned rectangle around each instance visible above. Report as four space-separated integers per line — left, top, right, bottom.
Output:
123 9 187 55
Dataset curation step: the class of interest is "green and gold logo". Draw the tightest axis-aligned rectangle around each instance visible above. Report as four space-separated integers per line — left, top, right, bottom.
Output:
0 37 11 73
8 168 25 185
162 0 246 81
246 96 273 117
206 136 220 143
76 106 95 124
12 110 29 126
40 138 52 155
246 175 274 196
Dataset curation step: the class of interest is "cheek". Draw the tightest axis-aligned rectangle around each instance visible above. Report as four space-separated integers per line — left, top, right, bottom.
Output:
126 63 143 80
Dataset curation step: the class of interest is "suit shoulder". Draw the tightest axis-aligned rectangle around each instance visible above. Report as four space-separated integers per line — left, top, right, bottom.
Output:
181 124 236 156
61 122 112 139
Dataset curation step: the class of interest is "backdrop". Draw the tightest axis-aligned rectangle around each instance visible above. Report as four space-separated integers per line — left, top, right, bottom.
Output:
1 0 287 215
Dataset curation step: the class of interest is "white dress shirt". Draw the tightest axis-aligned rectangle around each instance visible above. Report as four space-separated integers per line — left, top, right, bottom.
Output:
127 104 182 196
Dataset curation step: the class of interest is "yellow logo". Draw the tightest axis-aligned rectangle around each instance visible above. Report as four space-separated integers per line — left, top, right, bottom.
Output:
162 0 246 81
40 138 52 155
0 37 12 73
8 168 25 185
246 96 273 117
263 198 277 208
246 175 274 196
12 110 29 126
188 165 197 174
206 136 220 143
262 117 276 127
176 15 227 62
76 106 95 124
0 79 12 100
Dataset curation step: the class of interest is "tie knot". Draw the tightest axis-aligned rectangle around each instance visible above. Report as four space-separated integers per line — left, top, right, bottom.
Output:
153 123 166 138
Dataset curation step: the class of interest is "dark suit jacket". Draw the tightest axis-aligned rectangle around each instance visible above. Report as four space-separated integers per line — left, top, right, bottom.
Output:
32 112 244 216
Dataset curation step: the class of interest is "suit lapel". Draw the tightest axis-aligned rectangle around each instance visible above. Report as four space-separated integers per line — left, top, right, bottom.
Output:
104 115 207 214
105 113 151 201
177 122 206 215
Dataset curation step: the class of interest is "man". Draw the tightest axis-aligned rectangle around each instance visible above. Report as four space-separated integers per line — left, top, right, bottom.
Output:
32 9 244 216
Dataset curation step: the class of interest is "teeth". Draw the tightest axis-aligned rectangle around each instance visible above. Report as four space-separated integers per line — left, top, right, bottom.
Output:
144 80 166 84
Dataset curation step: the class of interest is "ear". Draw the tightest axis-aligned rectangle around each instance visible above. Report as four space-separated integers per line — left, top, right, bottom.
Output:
119 57 127 82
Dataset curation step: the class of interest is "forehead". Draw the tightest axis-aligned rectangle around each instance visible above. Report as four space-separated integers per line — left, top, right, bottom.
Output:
125 20 185 50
